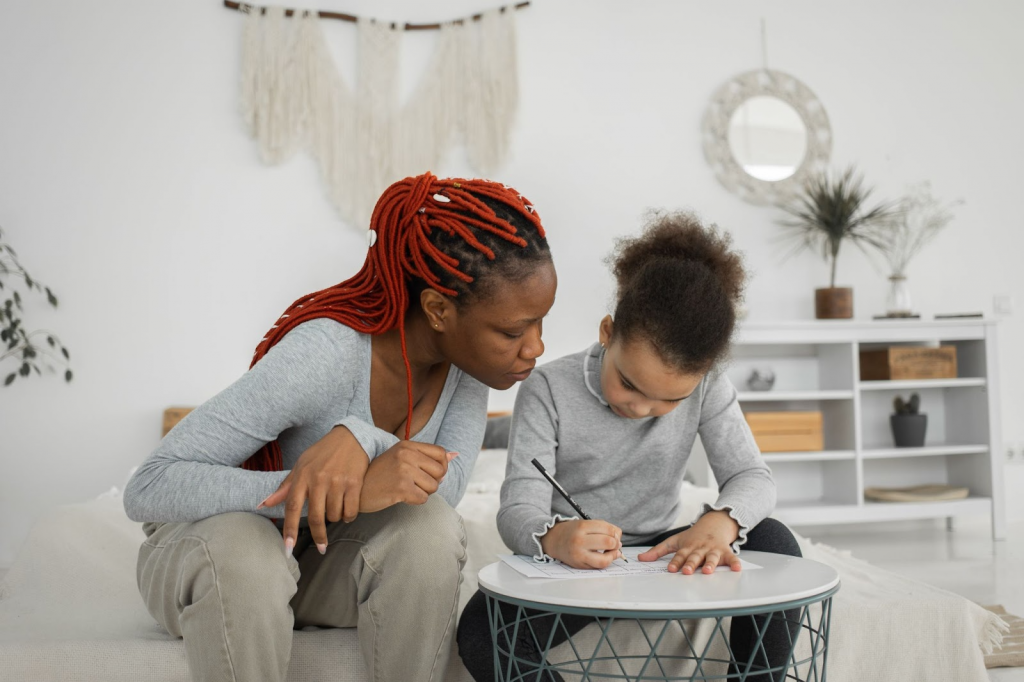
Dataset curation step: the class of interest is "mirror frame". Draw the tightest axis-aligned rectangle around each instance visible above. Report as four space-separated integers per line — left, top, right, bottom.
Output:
702 69 832 206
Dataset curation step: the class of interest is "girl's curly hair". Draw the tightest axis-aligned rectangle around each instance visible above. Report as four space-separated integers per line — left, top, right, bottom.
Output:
609 211 746 374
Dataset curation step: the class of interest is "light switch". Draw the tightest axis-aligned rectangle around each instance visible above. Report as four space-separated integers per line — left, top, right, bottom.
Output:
994 294 1014 317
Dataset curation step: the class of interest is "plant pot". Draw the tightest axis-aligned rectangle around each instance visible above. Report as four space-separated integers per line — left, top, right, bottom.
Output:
815 287 853 319
890 413 927 448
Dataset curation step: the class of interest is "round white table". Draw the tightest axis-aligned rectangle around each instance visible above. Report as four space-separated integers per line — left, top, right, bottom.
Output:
477 550 840 681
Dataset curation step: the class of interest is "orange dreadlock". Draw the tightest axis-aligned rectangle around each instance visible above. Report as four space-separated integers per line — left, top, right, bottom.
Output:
241 172 545 472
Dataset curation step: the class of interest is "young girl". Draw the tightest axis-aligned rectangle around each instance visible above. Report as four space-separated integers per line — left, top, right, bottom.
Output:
457 212 801 682
124 172 556 682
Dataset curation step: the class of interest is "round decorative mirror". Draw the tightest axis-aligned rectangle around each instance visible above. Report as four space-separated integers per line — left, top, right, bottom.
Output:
728 96 807 181
702 70 831 205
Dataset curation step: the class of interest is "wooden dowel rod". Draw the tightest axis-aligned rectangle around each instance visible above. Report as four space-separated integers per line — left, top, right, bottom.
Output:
222 0 530 31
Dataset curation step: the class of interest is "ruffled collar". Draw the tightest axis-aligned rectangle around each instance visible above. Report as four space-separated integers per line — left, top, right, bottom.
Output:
582 342 608 406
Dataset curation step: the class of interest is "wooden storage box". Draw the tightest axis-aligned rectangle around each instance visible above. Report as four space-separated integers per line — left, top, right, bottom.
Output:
859 346 957 381
162 407 194 437
744 411 824 453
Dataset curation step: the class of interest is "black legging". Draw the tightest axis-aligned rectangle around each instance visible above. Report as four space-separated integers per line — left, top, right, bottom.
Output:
457 517 802 682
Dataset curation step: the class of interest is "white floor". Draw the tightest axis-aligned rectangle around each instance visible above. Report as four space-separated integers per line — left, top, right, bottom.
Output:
797 516 1024 682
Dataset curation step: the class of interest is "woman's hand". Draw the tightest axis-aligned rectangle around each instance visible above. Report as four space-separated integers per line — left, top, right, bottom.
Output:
258 426 368 556
539 519 623 570
637 510 742 574
359 441 456 513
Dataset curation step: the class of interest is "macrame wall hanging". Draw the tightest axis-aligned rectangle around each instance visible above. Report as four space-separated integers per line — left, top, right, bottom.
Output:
225 1 528 229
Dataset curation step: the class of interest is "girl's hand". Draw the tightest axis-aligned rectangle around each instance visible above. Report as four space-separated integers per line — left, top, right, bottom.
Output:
258 426 369 556
359 441 456 513
637 510 742 574
539 519 624 570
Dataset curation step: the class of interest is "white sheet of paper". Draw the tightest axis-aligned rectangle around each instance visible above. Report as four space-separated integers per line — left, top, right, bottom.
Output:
500 546 762 580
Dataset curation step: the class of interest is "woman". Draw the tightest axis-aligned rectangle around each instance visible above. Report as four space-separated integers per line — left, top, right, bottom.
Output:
124 172 556 682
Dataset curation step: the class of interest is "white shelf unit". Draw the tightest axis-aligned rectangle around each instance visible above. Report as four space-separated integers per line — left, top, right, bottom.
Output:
694 320 1005 540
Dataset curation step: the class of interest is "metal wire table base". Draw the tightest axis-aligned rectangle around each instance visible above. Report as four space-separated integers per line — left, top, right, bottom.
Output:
483 588 836 682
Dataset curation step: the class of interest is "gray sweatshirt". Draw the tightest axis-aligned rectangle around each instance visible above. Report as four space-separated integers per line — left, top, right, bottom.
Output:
124 318 487 523
497 343 775 559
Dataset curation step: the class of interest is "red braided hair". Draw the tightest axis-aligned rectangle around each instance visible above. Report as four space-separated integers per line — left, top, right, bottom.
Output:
241 172 545 472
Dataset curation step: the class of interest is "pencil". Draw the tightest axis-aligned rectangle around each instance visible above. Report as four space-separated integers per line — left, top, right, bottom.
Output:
530 458 628 563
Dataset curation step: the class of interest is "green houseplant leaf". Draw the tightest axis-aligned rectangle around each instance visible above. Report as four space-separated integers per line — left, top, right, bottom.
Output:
0 226 73 386
778 167 900 288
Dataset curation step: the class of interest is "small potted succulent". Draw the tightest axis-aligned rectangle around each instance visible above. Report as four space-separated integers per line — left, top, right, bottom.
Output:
891 393 926 448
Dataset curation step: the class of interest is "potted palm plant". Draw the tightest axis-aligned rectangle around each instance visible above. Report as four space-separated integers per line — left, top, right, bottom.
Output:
779 167 898 319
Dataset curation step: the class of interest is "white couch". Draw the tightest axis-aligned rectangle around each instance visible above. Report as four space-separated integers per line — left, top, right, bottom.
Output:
0 449 1005 682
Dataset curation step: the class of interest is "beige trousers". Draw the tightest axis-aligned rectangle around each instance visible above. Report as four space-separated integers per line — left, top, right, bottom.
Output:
136 495 467 682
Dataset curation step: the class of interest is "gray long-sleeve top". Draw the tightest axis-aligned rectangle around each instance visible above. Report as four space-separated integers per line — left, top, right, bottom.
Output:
124 318 487 523
498 343 776 559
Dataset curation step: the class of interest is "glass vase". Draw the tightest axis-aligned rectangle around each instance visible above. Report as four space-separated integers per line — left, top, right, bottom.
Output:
886 275 914 317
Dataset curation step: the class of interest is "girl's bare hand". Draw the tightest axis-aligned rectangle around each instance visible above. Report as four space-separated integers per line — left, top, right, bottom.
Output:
539 519 624 570
637 510 742 574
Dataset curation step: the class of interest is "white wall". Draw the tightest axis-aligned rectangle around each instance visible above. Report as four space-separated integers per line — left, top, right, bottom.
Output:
1 0 1022 566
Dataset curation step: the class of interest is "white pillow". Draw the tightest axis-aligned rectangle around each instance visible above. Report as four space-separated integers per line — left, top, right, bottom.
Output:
462 448 508 495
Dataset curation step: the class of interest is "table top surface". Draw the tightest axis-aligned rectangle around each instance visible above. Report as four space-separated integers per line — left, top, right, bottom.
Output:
478 551 840 613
